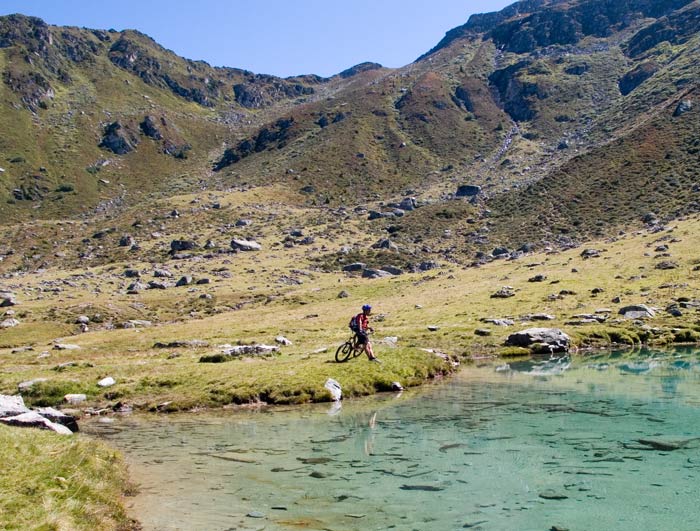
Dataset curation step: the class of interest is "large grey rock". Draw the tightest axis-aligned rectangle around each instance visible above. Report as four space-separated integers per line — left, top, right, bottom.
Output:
231 239 262 251
0 394 30 418
0 318 20 328
153 268 173 278
34 407 79 432
505 328 571 353
0 411 73 435
619 304 655 319
147 280 168 290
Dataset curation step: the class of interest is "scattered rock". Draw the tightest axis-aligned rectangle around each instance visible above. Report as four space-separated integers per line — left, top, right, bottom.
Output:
655 261 678 270
199 344 279 362
231 238 262 251
153 268 173 278
482 318 515 327
342 263 365 272
170 240 198 253
580 249 601 259
619 304 655 319
475 329 492 336
673 100 693 117
97 377 116 388
53 343 81 350
18 378 48 391
147 280 168 290
524 313 556 321
391 382 404 392
491 286 515 299
176 276 193 287
456 184 481 197
337 290 350 298
427 325 440 331
153 340 209 349
119 235 135 247
64 394 87 405
0 318 20 328
362 269 392 279
275 336 292 346
528 274 547 282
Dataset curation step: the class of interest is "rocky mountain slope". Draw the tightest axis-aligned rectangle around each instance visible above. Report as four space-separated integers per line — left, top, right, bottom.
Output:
0 0 699 269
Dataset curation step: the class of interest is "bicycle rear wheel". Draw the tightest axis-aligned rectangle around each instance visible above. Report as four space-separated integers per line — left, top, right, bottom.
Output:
335 341 353 362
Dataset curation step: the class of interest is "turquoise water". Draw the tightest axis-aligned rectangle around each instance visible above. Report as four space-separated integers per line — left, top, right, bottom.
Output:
85 348 700 531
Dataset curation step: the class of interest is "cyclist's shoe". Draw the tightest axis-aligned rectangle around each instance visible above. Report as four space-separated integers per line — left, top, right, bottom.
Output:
369 357 382 364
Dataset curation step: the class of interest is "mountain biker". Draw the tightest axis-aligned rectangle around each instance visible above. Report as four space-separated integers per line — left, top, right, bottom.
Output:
350 304 381 363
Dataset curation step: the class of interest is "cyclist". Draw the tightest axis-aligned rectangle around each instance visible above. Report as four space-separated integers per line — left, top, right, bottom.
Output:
350 304 381 363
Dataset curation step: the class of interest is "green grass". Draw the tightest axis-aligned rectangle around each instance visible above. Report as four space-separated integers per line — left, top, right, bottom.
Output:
0 425 136 531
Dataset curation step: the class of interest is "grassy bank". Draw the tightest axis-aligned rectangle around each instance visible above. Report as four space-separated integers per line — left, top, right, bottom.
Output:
0 425 136 530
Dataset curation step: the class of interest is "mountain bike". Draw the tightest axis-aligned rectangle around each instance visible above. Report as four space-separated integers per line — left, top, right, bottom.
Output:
335 332 371 363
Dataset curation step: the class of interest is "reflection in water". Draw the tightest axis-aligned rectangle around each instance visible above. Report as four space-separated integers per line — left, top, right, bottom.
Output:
85 347 700 531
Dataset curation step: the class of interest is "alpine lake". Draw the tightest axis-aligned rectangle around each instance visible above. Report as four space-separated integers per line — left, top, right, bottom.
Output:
84 347 700 531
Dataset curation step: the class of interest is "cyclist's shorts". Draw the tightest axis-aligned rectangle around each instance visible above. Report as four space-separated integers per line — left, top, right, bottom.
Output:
355 331 368 345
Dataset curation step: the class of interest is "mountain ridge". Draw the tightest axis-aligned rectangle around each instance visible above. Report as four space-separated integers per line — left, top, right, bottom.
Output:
0 0 698 269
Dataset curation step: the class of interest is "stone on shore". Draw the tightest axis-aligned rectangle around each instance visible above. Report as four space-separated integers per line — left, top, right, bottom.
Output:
505 328 571 353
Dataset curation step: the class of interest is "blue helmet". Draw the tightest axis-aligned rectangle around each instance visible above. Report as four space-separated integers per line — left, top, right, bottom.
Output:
362 304 372 312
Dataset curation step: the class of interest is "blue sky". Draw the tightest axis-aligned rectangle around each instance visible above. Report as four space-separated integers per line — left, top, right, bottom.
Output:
1 0 513 77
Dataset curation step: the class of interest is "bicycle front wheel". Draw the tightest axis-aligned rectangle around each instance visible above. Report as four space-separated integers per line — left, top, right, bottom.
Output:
335 341 353 363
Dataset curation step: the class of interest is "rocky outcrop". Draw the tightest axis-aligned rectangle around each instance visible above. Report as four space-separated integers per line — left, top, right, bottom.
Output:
99 121 139 155
213 117 296 171
488 61 541 121
234 81 314 109
139 115 163 139
619 62 658 96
